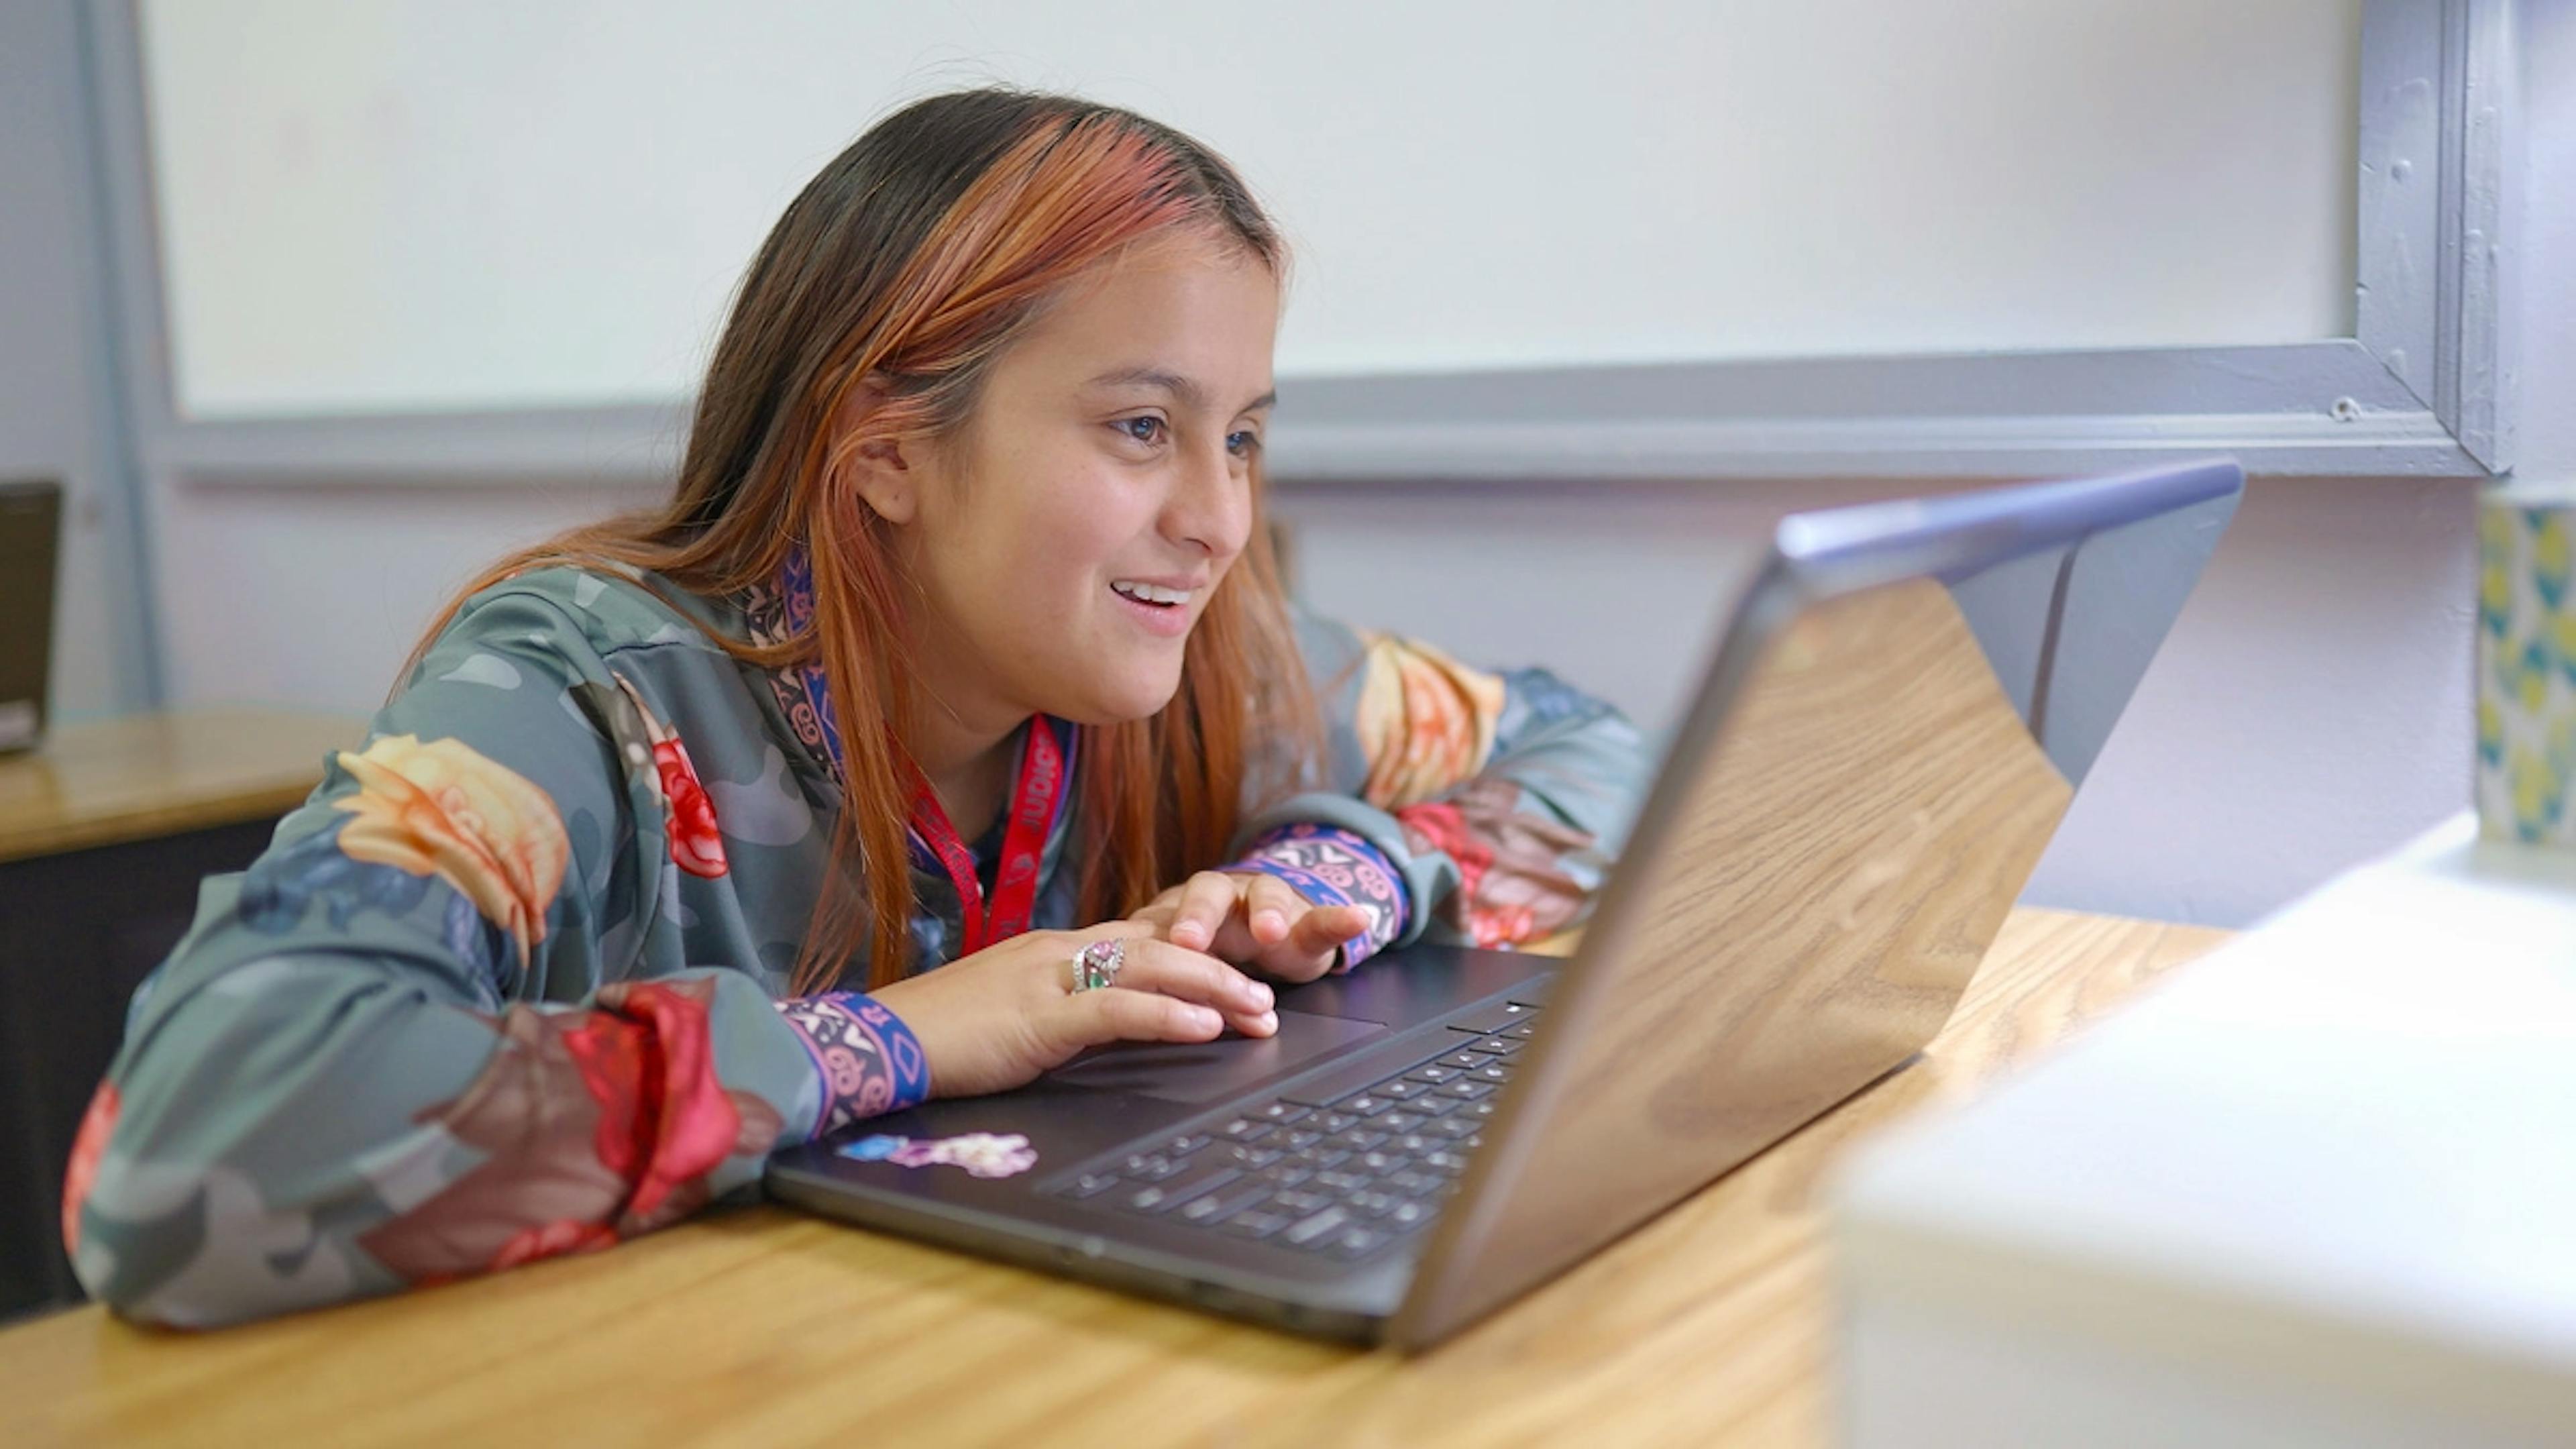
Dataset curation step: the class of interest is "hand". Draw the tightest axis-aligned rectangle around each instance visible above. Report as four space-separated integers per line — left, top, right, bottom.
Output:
1128 870 1372 985
868 922 1278 1099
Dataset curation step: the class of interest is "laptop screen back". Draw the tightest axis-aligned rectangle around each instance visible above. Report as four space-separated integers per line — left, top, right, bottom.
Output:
1392 462 2243 1346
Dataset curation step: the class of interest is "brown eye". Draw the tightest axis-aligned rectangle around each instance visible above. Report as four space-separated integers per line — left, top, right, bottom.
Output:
1226 429 1262 458
1117 416 1166 445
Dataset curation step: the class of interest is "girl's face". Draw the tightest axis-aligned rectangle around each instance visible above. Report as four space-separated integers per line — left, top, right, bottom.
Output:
883 246 1279 732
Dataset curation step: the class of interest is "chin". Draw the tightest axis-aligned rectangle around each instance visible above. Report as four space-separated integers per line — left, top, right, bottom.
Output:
1049 669 1185 727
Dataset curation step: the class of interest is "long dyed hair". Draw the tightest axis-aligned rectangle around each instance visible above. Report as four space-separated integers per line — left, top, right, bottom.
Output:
405 89 1321 994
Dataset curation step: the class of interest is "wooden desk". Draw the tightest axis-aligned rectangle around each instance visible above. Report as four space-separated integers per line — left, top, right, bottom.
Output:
0 709 362 1319
0 908 2224 1447
0 708 363 863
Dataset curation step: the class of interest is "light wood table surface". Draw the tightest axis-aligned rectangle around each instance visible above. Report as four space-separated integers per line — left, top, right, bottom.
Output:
0 908 2226 1448
0 709 363 863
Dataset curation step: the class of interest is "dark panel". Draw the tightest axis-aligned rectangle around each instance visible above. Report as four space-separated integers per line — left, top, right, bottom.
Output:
0 818 278 1322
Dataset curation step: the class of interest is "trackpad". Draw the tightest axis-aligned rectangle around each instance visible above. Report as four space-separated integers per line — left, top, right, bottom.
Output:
1044 1010 1388 1103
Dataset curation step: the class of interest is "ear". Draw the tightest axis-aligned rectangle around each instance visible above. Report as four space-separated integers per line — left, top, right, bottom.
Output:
830 377 921 526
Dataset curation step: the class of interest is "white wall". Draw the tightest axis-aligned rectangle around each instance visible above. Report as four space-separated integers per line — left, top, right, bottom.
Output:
0 0 153 720
1285 474 2476 928
138 0 2359 417
101 0 2557 928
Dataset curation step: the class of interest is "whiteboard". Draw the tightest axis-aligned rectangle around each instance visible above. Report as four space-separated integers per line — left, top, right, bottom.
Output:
140 0 2361 419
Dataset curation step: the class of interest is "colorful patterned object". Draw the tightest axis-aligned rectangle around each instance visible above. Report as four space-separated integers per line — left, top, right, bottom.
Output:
2476 494 2576 844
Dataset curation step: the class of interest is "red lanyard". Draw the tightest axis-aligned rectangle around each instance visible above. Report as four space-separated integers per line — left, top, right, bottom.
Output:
906 718 1068 954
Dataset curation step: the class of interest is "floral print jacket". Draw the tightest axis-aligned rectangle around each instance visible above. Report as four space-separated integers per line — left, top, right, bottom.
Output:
60 565 1649 1326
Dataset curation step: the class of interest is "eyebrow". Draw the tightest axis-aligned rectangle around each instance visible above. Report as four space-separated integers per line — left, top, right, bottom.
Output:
1083 366 1276 414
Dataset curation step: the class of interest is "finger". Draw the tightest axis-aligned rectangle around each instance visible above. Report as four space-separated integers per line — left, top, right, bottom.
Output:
1075 987 1227 1046
1081 918 1167 942
1244 873 1306 945
1246 904 1369 985
1168 871 1243 951
1114 938 1277 1028
1287 904 1371 957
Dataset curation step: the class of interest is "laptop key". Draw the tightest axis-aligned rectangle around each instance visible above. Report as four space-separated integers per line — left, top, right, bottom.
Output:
1375 1079 1428 1102
1394 1133 1442 1155
1222 1210 1293 1239
1350 1190 1405 1218
1222 1119 1273 1142
1127 1167 1242 1214
1256 1102 1312 1124
1278 1040 1461 1108
1428 1116 1479 1139
1269 1189 1334 1216
1181 1180 1276 1226
1356 1149 1408 1174
1332 1226 1391 1258
1423 1150 1472 1173
1376 1111 1428 1134
1386 1170 1444 1196
1340 1095 1393 1117
1124 1155 1187 1181
1471 1064 1511 1085
1326 1128 1389 1152
1056 1172 1122 1199
1472 1034 1525 1055
1440 1079 1497 1102
1165 1134 1214 1156
1438 1050 1491 1071
1387 1199 1438 1230
1223 1144 1284 1169
1311 1169 1371 1193
1407 1065 1460 1085
1283 1129 1326 1150
1283 1206 1352 1247
1293 1146 1353 1170
1506 1020 1540 1039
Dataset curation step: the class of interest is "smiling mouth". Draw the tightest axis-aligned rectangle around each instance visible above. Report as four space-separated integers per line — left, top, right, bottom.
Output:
1110 580 1191 609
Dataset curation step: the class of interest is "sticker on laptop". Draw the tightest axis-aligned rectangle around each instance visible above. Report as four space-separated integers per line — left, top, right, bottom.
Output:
837 1131 1038 1179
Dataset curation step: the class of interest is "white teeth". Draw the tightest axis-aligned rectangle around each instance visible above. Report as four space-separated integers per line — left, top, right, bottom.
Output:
1112 580 1190 606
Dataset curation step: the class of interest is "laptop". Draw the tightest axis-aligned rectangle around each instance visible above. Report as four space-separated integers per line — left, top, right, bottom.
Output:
0 480 62 755
766 460 2245 1350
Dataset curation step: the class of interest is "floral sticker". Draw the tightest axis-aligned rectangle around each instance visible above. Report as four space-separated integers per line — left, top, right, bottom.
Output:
836 1132 1038 1180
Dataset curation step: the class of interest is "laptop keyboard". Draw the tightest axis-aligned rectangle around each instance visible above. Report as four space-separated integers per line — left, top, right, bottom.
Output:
1043 1002 1544 1262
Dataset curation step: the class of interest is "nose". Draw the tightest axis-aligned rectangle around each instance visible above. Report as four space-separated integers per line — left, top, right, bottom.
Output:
1161 435 1251 563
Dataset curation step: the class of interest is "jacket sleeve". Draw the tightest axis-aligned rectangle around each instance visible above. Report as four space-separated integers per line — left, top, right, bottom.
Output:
58 580 924 1328
1224 606 1652 964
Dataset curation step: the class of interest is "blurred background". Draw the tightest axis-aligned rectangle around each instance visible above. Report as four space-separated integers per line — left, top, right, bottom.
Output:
5 0 2565 932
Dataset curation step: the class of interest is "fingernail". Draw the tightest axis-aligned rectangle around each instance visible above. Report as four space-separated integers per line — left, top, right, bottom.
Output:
1258 911 1285 935
1254 1010 1277 1033
1250 982 1274 1009
1191 1006 1222 1031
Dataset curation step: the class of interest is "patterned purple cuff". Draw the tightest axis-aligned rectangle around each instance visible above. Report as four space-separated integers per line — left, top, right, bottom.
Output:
1228 824 1409 970
775 991 932 1140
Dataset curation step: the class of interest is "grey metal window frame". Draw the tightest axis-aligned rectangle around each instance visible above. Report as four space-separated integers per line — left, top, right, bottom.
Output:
86 0 2517 490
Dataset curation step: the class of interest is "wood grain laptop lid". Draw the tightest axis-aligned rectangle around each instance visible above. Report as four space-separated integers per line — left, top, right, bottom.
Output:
1390 463 2243 1348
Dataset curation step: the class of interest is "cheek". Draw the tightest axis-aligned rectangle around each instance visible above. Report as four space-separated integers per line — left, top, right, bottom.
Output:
994 468 1144 583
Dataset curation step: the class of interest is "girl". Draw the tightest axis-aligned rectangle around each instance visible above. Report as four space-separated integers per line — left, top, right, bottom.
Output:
60 89 1648 1327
